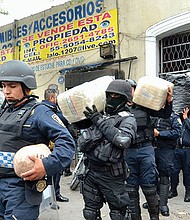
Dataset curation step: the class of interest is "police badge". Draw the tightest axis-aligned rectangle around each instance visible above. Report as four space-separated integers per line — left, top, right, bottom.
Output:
36 179 47 192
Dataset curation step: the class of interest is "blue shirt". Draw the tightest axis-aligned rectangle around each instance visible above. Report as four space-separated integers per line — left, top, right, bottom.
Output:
22 103 75 175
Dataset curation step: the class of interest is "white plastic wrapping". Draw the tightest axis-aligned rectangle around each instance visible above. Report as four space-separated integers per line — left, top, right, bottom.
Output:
57 75 114 123
133 76 174 111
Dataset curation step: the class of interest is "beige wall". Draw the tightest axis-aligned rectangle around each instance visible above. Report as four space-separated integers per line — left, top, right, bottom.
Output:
117 0 190 82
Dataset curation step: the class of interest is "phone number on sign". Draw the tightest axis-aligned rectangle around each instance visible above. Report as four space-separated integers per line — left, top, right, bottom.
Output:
46 39 116 57
49 33 116 52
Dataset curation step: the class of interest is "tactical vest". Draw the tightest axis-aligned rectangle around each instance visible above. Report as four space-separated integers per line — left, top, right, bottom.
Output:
84 114 124 165
0 99 39 176
156 117 172 132
154 116 177 148
130 105 153 144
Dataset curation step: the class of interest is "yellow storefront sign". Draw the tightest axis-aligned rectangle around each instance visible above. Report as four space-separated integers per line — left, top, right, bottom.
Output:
0 48 13 64
20 9 118 63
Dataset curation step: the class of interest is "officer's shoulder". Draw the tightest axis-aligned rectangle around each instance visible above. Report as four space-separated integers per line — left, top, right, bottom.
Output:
172 112 180 120
34 103 53 113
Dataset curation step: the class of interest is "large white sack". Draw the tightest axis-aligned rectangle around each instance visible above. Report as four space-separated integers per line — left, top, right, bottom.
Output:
133 76 174 111
13 144 51 177
57 75 114 123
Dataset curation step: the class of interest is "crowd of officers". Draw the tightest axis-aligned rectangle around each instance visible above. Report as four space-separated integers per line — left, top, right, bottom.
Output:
0 59 189 220
75 77 188 220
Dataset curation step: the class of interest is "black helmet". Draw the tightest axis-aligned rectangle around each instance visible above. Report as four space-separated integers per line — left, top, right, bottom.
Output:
0 60 37 90
126 79 137 88
106 79 132 102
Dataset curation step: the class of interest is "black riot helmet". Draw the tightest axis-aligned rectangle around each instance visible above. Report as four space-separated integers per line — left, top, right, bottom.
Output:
106 79 132 102
105 79 132 115
126 79 137 89
0 60 37 90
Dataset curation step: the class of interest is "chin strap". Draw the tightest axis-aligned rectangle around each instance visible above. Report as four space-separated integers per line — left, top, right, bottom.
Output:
3 95 39 109
24 94 39 99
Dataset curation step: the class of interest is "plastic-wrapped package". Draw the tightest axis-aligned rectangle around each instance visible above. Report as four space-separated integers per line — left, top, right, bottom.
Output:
57 75 114 123
163 73 190 114
133 76 174 111
13 144 51 177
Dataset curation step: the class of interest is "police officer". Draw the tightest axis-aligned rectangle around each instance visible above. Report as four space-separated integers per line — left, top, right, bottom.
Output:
125 79 173 220
42 88 74 203
169 107 190 202
143 112 182 216
78 80 137 220
0 60 75 220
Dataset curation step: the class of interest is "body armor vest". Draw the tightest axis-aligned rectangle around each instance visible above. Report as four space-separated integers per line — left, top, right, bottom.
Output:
84 115 124 165
156 117 172 132
0 99 39 176
130 105 153 144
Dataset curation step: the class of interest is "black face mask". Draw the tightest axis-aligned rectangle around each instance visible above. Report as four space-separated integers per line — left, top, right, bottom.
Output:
105 95 126 115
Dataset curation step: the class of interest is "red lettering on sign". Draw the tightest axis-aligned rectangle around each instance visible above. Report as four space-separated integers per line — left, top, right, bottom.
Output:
22 35 34 42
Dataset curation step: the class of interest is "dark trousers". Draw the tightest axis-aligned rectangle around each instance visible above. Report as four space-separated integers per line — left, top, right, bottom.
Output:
82 169 130 212
170 148 190 188
53 172 63 197
126 144 158 187
0 178 39 220
155 148 174 177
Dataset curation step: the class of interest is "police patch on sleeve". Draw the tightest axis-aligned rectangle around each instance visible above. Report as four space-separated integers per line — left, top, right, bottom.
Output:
52 114 66 127
177 118 182 125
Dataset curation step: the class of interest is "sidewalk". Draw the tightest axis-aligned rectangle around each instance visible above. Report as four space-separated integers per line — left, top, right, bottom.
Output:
39 171 190 220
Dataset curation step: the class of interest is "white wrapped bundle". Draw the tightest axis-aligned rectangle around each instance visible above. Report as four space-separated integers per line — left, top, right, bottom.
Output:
133 76 174 110
57 75 114 123
13 144 51 177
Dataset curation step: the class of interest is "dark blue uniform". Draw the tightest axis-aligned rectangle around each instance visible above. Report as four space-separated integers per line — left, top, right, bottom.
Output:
0 98 75 220
153 113 182 177
170 114 190 202
125 102 172 220
24 103 75 174
41 99 75 200
152 113 181 216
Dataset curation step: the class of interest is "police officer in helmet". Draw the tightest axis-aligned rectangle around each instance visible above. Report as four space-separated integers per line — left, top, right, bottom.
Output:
125 79 173 220
78 79 137 220
0 60 75 220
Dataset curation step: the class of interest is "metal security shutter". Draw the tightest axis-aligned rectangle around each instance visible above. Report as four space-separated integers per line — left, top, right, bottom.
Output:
65 69 123 89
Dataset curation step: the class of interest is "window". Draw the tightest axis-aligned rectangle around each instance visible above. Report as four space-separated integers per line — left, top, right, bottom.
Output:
159 31 190 74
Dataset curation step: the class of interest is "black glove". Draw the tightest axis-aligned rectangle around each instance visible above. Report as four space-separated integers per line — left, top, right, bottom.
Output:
83 105 103 124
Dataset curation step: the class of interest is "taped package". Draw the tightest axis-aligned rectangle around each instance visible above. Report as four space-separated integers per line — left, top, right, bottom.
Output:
133 76 174 111
57 75 114 123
